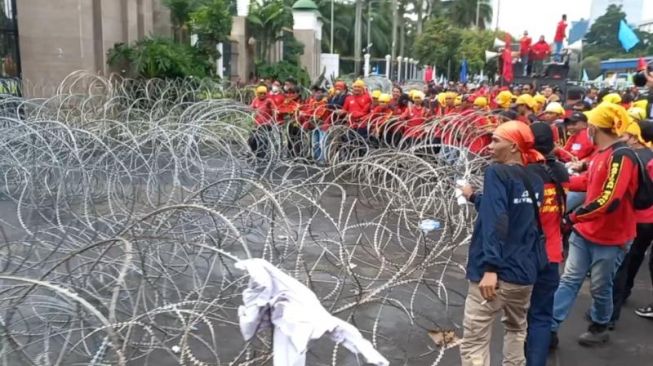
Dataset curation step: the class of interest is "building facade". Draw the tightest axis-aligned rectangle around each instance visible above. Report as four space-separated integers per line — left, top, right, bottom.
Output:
13 0 172 96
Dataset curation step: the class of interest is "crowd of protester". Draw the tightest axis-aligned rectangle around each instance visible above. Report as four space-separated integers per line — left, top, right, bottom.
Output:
248 71 653 365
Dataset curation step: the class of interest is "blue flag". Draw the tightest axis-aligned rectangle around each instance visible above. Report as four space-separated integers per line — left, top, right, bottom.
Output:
581 68 589 82
459 59 468 83
618 19 639 52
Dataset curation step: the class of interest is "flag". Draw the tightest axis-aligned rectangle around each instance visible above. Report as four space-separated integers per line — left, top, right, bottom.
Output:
581 69 589 82
459 59 468 83
618 19 639 52
637 57 648 71
593 74 604 83
501 34 513 84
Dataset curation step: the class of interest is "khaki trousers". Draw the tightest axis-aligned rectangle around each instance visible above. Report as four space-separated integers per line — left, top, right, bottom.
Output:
459 281 533 366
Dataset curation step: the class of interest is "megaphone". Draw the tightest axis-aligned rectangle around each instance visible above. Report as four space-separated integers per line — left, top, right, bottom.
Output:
485 50 499 61
493 38 506 49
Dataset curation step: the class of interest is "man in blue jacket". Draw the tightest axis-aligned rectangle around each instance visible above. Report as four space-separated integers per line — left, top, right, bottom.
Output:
459 121 546 366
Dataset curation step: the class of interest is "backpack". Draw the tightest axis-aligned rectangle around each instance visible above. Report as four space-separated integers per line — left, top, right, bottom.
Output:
615 147 653 210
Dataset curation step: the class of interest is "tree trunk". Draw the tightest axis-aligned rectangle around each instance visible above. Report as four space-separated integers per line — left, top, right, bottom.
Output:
354 0 363 75
416 0 423 35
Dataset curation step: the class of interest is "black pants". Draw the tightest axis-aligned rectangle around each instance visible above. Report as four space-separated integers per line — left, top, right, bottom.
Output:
286 123 303 158
248 124 274 159
612 223 653 321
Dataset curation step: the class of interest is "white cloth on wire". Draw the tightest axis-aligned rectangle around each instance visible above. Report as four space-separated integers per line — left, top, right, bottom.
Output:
236 258 389 366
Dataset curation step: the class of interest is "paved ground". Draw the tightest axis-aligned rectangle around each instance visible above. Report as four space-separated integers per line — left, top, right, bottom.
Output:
434 245 653 366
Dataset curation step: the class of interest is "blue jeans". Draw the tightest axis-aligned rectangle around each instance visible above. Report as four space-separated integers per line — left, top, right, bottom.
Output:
312 129 326 162
554 42 563 61
521 55 529 76
551 232 627 331
566 191 586 214
526 262 559 366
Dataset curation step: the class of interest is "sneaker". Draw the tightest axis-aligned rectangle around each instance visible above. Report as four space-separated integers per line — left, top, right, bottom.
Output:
578 323 609 347
635 304 653 318
549 331 559 351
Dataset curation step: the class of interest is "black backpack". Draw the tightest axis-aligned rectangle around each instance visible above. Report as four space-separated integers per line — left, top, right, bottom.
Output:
615 147 653 210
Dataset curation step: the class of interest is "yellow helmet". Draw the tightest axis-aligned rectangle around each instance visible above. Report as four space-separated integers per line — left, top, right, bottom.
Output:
473 96 488 107
495 90 513 108
372 90 382 99
412 91 425 101
602 92 622 104
515 94 536 109
255 85 268 95
379 93 392 104
352 79 366 88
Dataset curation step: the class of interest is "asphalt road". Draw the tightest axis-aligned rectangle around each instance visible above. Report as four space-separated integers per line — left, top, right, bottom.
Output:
434 245 653 366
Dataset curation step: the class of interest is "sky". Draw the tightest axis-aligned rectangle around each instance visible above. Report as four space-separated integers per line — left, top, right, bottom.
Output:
490 0 591 41
490 0 653 42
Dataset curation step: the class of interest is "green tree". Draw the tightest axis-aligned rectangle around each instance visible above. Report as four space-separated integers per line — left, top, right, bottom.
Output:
163 0 198 42
414 18 461 77
189 0 233 59
580 56 601 79
442 0 492 29
455 28 495 76
107 38 211 79
247 0 294 61
584 4 653 59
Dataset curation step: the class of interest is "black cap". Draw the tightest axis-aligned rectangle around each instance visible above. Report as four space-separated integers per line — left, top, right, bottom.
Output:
639 120 653 143
564 111 588 124
530 122 555 155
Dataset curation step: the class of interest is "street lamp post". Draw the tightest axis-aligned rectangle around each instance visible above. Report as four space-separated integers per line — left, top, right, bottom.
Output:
367 2 372 50
330 0 334 53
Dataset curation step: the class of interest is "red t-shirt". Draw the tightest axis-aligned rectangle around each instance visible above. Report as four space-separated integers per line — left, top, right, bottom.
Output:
251 97 274 125
554 21 567 42
520 36 532 56
530 41 551 61
401 104 429 138
569 142 639 245
528 163 570 263
558 128 595 162
343 93 372 128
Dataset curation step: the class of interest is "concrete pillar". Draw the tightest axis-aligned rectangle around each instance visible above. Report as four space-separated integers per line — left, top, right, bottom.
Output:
385 55 391 79
229 16 251 82
292 0 321 80
363 53 370 77
397 56 402 82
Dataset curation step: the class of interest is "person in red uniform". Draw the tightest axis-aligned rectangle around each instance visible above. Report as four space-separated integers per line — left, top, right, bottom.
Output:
249 85 276 158
341 79 372 136
530 36 551 76
553 14 567 62
279 87 303 157
251 85 274 126
611 121 653 325
514 94 536 124
551 102 638 348
400 91 430 146
525 122 570 366
300 86 328 130
557 111 595 162
537 102 566 146
369 93 394 146
520 31 532 77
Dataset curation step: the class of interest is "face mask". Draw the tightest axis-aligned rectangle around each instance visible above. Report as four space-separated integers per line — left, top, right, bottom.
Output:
272 86 280 92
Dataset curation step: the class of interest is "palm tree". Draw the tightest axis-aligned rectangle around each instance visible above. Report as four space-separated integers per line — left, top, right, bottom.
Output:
247 0 293 61
163 0 198 42
442 0 492 29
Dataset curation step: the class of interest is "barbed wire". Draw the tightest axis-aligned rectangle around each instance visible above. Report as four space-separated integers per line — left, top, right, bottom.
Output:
0 72 493 366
